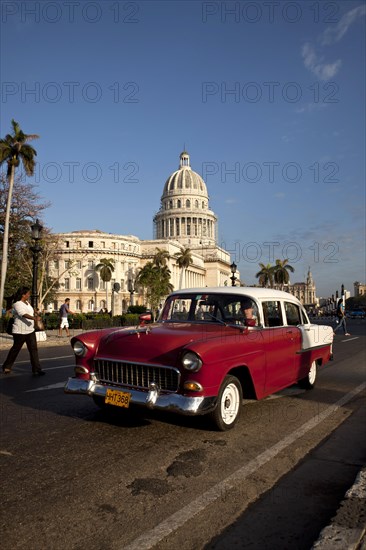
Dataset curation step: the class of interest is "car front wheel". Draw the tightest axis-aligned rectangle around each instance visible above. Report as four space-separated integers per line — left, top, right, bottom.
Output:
210 375 243 431
298 360 317 390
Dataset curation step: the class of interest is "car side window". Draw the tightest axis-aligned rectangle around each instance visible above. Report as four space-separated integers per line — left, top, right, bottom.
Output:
262 301 283 327
300 308 310 324
284 302 302 326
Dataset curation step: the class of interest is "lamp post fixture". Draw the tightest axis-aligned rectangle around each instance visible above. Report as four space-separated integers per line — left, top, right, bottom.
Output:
230 262 237 287
30 219 43 309
128 278 135 306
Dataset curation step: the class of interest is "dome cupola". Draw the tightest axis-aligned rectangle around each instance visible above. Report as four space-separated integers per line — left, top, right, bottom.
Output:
154 151 217 247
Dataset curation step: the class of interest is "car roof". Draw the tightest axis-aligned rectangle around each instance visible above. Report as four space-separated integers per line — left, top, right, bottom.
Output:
170 287 302 306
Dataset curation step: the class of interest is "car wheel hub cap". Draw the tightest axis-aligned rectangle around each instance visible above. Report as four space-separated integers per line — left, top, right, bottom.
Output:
221 383 240 425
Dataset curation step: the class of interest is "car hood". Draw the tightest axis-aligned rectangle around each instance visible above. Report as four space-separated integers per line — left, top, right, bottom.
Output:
95 322 235 366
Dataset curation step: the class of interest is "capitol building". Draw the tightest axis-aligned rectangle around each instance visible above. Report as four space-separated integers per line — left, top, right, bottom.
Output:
49 152 235 314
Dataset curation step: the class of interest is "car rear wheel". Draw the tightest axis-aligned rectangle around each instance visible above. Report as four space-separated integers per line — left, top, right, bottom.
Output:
298 360 317 390
210 375 243 431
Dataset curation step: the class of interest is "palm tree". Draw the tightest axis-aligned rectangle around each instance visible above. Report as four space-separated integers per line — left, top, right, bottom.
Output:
255 263 275 288
0 120 39 309
273 259 295 290
174 247 193 289
95 258 115 311
135 262 173 316
153 248 169 268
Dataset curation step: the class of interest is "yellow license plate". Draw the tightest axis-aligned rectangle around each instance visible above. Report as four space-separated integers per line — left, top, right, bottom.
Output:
105 389 131 408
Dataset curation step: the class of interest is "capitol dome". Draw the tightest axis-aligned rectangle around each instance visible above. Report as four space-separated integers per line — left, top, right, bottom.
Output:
154 151 217 247
163 151 208 196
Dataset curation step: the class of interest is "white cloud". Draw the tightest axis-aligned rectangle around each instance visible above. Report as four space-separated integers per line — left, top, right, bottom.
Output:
301 6 365 81
225 198 239 204
302 43 342 81
321 5 366 45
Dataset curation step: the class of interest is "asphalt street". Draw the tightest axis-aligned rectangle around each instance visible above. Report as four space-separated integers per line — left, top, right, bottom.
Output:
0 319 365 549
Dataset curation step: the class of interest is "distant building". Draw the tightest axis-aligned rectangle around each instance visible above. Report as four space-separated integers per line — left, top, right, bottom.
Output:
48 152 236 313
354 281 366 297
273 268 318 307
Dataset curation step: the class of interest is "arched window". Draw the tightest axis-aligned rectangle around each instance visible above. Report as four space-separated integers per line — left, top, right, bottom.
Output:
186 199 191 208
76 300 81 311
177 199 181 208
169 200 173 209
195 200 199 208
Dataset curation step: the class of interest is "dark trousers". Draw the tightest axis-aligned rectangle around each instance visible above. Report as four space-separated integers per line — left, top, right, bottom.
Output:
2 332 41 372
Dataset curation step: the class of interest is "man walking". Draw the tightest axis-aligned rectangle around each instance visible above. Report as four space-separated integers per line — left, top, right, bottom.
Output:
58 298 74 337
334 298 350 336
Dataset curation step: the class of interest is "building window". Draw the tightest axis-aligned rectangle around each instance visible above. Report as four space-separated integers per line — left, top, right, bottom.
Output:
186 199 191 208
76 278 81 290
195 200 199 208
76 241 81 248
54 260 59 269
101 241 105 248
88 241 93 248
64 278 70 291
65 260 71 269
88 300 94 311
76 300 81 310
177 199 181 208
87 277 94 290
65 241 69 248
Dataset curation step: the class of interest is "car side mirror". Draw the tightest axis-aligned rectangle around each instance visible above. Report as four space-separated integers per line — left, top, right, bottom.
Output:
139 313 152 325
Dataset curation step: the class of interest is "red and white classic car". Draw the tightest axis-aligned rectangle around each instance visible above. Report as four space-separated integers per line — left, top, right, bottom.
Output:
64 287 334 430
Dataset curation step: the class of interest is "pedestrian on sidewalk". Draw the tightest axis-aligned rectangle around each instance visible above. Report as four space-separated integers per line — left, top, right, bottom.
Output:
58 298 74 337
1 286 45 376
334 298 350 336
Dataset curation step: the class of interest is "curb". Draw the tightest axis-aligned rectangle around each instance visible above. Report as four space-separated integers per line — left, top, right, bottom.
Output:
312 468 366 549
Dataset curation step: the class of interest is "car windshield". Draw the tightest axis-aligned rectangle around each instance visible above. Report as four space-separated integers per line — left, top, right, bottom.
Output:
161 293 259 326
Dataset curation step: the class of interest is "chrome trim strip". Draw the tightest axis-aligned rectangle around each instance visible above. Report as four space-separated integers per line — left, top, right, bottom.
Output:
64 377 216 416
296 344 332 354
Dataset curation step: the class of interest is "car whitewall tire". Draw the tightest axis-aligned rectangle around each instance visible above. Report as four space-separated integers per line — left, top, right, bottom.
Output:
299 360 317 390
211 375 243 431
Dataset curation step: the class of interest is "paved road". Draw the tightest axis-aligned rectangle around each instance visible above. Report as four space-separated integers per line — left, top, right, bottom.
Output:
0 320 365 549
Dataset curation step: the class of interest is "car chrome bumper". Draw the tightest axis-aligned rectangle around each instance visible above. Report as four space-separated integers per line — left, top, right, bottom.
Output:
64 377 216 416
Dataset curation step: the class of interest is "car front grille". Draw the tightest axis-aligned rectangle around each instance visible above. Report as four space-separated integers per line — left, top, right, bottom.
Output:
94 359 180 392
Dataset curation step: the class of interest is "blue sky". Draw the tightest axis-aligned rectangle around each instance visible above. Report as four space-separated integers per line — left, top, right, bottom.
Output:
1 0 365 297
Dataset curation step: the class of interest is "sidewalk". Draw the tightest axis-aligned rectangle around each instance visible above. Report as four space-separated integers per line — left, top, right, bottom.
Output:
312 468 366 549
0 329 85 350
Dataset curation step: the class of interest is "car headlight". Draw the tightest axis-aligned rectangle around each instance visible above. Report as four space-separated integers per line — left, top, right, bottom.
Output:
182 351 202 372
73 340 87 357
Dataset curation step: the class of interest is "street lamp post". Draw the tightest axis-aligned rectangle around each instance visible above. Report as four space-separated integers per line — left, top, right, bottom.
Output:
230 262 237 287
128 278 135 306
30 219 43 310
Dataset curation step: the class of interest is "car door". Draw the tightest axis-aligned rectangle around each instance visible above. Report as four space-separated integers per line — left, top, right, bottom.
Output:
283 301 304 382
261 300 297 394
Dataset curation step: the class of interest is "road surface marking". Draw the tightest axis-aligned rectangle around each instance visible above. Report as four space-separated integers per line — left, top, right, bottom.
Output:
25 382 66 392
124 382 366 550
341 337 359 343
0 355 73 366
